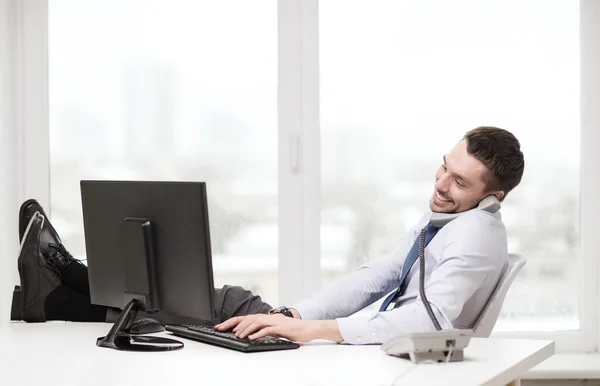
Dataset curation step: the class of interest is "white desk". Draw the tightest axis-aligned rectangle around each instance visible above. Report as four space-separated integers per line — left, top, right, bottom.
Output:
0 322 553 386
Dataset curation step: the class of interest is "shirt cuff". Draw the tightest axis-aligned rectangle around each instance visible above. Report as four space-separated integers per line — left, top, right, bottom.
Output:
290 298 326 320
335 314 382 345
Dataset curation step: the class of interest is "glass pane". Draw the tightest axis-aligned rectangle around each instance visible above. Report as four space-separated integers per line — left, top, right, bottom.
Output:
49 0 279 305
320 0 580 331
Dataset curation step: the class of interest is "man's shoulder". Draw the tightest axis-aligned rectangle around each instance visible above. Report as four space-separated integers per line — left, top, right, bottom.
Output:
443 209 508 255
451 207 505 228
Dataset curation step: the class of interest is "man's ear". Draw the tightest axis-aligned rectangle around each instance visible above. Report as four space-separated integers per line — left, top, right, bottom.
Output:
493 191 504 201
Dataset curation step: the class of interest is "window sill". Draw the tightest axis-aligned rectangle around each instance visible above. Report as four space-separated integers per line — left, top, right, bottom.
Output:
524 353 600 379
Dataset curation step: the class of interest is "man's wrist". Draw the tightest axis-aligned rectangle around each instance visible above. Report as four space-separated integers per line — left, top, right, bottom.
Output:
268 306 296 318
311 320 343 343
269 306 302 319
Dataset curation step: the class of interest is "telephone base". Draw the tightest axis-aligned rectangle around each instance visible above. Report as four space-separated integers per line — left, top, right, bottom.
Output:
381 329 473 364
394 349 465 364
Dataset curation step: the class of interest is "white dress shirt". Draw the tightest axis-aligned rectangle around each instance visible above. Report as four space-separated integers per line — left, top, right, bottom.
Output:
292 207 508 345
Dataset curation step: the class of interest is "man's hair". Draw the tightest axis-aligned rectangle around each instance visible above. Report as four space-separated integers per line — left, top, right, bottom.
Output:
463 126 525 201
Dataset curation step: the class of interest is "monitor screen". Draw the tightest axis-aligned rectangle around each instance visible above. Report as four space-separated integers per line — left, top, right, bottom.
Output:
80 180 216 325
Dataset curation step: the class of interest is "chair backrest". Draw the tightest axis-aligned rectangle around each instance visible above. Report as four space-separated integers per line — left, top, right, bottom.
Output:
472 253 526 337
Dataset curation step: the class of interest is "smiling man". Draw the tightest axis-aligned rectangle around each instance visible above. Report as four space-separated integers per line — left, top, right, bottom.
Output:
13 126 525 346
215 126 525 344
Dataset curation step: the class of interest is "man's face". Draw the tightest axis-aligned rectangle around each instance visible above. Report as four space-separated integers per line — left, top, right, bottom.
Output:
430 140 501 213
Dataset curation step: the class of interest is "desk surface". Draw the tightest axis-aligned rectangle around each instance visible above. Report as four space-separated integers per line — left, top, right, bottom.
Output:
0 322 553 386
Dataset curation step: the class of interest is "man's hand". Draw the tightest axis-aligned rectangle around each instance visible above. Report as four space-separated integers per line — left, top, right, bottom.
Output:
214 314 343 343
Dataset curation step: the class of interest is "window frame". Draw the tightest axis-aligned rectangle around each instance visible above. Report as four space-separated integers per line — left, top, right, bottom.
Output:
11 0 600 352
278 0 321 305
14 0 49 208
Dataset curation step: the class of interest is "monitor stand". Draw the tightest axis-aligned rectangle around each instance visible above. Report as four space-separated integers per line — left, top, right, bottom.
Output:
96 298 184 351
96 217 183 351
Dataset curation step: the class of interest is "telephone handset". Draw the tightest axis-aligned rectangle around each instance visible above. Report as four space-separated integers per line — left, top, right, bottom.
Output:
429 195 501 227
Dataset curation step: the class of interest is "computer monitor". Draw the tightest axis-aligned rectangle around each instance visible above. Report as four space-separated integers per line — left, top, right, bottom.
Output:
80 180 217 351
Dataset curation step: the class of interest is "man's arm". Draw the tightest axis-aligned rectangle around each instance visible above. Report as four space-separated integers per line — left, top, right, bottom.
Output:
290 216 427 320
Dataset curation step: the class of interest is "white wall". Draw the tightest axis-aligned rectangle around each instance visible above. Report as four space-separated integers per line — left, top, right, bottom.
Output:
0 0 19 324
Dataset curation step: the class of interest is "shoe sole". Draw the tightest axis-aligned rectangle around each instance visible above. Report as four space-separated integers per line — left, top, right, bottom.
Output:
10 286 22 321
17 212 44 322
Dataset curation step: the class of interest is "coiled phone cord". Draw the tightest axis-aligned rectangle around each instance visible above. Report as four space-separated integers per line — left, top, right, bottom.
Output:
418 226 442 331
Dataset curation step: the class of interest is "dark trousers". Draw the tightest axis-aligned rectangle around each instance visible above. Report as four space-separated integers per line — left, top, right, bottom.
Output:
214 285 273 322
17 262 273 323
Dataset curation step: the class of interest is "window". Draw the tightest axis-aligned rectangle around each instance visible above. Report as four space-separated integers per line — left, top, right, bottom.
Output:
320 0 580 331
13 0 597 352
48 0 280 304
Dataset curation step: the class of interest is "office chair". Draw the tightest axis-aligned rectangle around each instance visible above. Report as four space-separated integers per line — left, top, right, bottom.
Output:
472 253 527 337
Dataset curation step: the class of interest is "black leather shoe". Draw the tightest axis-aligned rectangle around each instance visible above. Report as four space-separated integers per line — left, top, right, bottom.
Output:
18 212 61 322
18 198 79 270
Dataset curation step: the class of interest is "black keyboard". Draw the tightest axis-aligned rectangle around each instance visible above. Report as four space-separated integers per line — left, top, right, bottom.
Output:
165 324 300 352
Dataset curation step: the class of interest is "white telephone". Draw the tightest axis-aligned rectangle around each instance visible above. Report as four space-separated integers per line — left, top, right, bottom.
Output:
430 194 501 227
381 195 501 363
381 329 474 363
